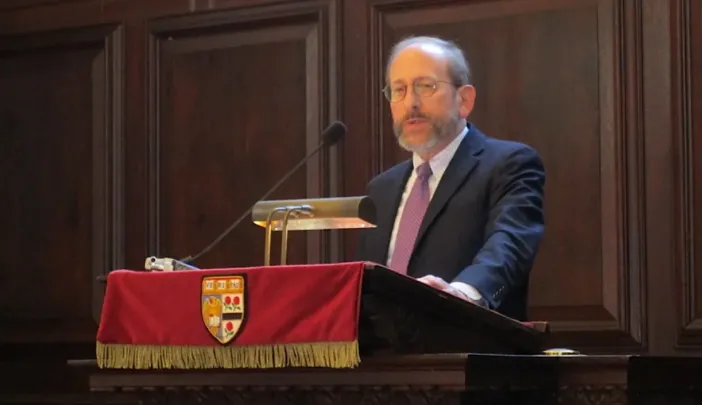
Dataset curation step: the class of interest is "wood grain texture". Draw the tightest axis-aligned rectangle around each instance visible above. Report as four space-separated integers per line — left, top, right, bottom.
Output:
0 24 124 345
0 0 91 12
640 0 674 356
141 2 339 269
676 0 702 348
70 355 702 405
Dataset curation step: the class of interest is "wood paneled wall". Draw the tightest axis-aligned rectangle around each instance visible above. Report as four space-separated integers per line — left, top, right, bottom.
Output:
0 0 700 366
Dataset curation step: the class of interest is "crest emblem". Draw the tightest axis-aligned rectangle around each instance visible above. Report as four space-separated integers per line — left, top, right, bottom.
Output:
201 274 246 344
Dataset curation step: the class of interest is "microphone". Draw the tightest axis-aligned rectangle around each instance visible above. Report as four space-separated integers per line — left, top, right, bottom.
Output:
176 121 348 265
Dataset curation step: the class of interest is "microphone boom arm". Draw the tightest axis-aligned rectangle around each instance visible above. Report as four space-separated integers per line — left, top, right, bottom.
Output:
179 141 328 264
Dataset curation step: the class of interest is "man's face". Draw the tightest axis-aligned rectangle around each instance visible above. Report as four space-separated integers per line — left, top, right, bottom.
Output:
387 44 463 154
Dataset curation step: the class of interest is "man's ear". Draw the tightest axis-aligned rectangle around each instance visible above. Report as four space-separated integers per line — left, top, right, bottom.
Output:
457 85 476 118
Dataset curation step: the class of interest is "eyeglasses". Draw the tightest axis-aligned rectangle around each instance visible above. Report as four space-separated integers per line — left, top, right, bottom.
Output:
382 78 455 102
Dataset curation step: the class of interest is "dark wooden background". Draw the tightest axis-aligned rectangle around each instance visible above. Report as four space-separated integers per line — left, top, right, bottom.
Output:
0 0 700 388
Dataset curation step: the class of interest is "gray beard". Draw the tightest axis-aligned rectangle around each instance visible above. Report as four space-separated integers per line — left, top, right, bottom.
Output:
394 114 460 154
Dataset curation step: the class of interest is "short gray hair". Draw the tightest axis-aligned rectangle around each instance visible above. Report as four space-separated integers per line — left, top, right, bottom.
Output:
385 36 472 86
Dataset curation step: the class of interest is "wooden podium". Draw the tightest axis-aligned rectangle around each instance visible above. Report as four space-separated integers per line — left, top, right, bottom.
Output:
357 262 545 356
70 262 702 405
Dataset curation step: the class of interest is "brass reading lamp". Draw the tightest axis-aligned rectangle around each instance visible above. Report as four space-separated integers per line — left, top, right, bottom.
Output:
143 196 377 271
251 196 377 265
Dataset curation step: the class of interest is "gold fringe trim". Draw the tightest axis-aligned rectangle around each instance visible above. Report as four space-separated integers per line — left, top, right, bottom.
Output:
96 340 359 369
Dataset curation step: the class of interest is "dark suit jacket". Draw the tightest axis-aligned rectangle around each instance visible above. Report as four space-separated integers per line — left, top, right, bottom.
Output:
356 124 545 321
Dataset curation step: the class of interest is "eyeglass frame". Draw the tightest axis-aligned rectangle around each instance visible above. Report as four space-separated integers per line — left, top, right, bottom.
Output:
382 77 460 102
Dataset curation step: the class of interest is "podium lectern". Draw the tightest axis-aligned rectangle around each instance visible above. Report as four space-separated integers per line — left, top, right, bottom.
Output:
358 261 544 356
250 196 544 354
79 261 702 405
72 196 702 404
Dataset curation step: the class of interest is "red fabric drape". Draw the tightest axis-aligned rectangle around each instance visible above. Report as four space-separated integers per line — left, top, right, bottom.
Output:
97 262 365 347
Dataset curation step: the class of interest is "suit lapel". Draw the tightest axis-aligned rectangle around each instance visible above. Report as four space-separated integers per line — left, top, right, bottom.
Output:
373 160 413 264
414 130 485 251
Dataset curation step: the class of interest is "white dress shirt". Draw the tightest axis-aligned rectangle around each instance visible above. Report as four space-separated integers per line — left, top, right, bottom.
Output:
386 126 485 304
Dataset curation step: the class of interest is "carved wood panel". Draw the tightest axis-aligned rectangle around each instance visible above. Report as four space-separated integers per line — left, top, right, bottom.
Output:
676 0 702 348
0 24 124 345
141 2 339 270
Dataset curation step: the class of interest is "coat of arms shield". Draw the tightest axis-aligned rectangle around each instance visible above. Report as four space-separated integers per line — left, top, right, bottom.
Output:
201 274 246 344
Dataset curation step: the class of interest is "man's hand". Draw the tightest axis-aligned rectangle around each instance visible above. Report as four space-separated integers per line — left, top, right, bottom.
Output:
417 275 486 306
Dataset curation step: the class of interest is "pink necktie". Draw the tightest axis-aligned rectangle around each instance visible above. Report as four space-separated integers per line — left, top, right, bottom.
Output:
389 162 432 274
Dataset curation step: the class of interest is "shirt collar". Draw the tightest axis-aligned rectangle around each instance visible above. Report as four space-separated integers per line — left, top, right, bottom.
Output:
412 126 468 178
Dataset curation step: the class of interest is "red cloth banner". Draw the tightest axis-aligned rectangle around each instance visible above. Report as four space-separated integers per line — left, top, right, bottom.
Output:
96 262 366 369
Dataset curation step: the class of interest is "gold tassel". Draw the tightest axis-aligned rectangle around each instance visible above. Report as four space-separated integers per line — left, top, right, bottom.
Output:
96 340 360 369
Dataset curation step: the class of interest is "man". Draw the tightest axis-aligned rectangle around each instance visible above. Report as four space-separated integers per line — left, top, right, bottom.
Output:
356 36 545 321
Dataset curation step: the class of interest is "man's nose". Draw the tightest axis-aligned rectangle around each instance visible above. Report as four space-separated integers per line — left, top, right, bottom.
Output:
403 88 421 109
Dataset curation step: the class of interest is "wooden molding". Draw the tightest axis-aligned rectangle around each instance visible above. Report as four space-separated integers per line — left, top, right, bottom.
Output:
144 1 340 267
